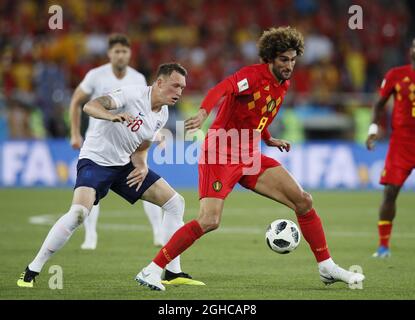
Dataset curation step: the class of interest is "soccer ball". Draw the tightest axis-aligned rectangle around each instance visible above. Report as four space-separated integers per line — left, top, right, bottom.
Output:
265 219 301 254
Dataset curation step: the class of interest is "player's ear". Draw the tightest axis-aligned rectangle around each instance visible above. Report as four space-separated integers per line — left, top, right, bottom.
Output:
156 76 164 88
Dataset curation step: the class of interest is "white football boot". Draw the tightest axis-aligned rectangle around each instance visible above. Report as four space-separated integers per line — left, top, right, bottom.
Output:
319 263 365 286
136 269 165 291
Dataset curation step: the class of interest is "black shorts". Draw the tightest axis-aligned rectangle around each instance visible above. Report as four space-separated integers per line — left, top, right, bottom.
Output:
74 158 161 205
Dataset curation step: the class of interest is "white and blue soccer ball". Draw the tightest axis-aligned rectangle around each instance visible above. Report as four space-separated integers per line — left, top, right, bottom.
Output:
265 219 301 254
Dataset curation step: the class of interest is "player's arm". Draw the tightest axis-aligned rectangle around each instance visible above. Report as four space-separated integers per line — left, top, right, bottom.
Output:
69 86 91 149
366 70 395 151
184 78 234 131
262 130 291 152
366 69 395 150
366 95 389 150
127 140 152 191
83 95 135 123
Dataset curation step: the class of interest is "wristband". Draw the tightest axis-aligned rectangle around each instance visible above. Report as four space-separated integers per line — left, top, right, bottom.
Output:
368 123 378 135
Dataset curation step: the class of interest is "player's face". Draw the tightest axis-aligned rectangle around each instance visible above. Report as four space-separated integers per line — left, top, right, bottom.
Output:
270 50 297 81
158 71 186 105
108 44 131 71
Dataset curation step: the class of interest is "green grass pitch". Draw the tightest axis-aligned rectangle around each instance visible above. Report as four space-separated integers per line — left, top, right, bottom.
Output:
1 189 414 300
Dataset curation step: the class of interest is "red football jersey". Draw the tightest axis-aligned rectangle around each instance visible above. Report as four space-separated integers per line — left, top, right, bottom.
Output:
202 63 289 161
379 64 415 142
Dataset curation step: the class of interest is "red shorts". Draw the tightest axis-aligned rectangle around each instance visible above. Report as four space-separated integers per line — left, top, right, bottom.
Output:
199 154 281 199
380 141 415 186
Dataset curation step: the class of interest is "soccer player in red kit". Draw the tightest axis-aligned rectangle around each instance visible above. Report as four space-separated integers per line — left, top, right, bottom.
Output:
135 27 365 291
366 38 415 258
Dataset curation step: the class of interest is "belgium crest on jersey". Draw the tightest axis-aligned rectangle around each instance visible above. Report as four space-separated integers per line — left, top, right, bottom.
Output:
267 97 281 113
267 99 276 113
212 181 222 192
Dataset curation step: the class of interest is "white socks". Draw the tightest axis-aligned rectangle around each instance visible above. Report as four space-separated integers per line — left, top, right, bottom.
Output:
142 201 163 246
81 204 99 249
318 257 336 271
82 202 163 249
29 204 89 273
160 193 185 274
145 262 163 277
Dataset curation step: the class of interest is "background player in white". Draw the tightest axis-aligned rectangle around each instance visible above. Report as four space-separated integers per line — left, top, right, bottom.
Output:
18 63 204 288
69 34 164 249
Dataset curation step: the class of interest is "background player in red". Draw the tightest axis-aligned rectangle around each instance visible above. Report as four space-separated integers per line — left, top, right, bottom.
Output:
135 26 365 291
366 38 415 258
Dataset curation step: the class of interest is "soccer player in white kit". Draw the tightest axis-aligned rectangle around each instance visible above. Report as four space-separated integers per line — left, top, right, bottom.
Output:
69 34 164 250
17 63 204 288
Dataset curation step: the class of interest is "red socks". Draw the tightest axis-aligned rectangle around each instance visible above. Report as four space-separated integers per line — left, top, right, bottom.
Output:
296 208 331 262
153 220 204 269
378 220 393 248
153 210 331 267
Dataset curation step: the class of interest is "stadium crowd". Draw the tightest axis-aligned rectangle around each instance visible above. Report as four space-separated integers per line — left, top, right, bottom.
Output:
0 0 414 139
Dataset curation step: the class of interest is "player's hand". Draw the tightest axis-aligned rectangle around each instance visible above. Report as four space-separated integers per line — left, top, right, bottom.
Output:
366 134 378 150
265 138 291 152
111 112 135 123
70 133 83 149
126 166 149 191
184 109 208 132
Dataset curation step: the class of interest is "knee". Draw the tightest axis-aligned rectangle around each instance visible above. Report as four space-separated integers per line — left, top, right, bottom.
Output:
384 186 400 203
295 192 313 215
198 208 221 233
162 193 185 218
66 204 89 229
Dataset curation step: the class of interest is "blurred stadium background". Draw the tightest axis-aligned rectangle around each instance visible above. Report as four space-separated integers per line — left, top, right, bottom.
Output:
1 0 415 190
1 0 415 300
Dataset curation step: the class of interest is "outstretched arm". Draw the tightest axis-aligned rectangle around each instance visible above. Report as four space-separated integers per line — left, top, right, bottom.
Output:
69 86 90 149
185 78 234 131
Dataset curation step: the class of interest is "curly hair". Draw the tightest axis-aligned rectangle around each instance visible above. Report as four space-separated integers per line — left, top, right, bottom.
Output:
258 26 305 63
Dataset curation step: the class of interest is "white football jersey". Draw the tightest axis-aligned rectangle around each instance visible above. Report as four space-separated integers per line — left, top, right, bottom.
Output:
79 63 147 99
79 85 168 166
79 63 147 135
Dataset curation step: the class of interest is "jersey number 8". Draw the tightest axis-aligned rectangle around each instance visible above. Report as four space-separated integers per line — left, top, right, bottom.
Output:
256 116 269 132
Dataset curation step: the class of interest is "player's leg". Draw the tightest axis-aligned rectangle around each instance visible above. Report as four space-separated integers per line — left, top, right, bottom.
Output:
142 200 163 247
18 187 95 287
373 184 401 257
110 166 205 290
81 203 100 250
374 141 412 258
248 164 364 286
18 159 112 287
137 162 237 290
147 196 225 273
137 197 223 290
140 178 183 273
136 177 206 287
379 185 401 221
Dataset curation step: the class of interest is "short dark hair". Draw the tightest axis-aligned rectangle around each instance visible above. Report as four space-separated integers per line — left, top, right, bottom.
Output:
258 26 304 63
156 62 187 78
108 33 130 49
